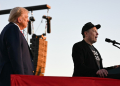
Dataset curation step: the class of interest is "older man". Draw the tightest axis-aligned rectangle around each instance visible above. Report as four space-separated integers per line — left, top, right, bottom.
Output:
0 7 34 86
72 22 115 78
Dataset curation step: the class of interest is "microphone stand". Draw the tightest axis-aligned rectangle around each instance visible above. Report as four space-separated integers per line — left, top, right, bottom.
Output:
113 44 120 49
112 41 120 49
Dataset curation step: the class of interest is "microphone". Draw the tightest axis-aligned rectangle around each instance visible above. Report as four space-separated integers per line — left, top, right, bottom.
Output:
105 38 120 45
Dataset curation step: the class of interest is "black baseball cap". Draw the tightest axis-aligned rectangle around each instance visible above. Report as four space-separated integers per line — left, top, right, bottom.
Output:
81 22 101 35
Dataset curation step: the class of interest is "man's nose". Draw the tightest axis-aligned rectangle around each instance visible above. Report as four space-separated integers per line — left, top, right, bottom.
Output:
96 32 98 35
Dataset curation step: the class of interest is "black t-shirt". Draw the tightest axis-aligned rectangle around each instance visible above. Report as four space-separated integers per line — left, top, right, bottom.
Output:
88 44 101 69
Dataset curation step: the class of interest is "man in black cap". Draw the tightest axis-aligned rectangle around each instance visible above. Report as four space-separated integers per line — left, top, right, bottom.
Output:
72 22 113 77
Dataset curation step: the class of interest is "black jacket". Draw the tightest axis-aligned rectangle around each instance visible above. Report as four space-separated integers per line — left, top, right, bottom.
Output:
72 40 112 77
0 23 34 86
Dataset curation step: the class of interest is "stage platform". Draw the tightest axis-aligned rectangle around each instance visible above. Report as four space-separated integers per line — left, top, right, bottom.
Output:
11 74 120 86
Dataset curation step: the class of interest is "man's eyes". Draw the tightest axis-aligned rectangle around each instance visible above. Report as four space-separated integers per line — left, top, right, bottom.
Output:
93 30 97 33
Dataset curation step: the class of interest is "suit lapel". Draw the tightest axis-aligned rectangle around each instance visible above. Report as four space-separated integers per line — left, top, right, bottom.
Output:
82 40 99 69
21 34 33 59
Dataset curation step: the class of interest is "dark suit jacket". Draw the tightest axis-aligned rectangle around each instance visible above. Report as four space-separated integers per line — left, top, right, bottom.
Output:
0 22 34 86
72 40 112 77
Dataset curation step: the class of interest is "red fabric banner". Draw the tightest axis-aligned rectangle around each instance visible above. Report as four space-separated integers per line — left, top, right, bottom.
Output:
11 74 120 86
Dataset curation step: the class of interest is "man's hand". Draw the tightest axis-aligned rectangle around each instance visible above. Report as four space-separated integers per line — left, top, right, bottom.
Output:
114 65 120 68
96 69 108 77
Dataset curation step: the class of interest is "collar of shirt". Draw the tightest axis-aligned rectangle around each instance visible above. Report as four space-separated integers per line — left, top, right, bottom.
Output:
13 23 21 31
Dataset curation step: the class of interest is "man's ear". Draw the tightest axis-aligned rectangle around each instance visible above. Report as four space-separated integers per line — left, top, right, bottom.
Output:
84 31 87 37
17 17 22 23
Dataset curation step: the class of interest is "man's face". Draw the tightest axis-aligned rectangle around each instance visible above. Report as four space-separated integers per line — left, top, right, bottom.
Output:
19 12 29 30
85 27 98 44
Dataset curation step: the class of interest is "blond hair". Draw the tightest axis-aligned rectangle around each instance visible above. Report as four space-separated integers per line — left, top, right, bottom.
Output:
8 7 29 23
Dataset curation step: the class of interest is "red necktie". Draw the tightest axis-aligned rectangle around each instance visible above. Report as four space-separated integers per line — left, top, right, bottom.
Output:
20 31 24 35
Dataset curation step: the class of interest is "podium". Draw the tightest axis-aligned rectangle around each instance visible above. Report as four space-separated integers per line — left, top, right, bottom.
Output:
107 67 120 79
